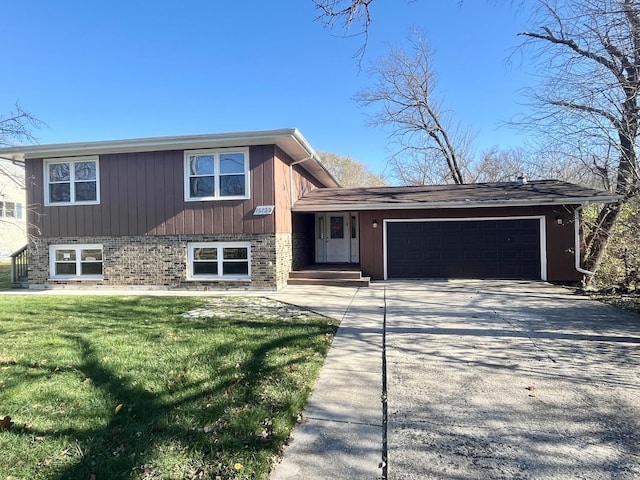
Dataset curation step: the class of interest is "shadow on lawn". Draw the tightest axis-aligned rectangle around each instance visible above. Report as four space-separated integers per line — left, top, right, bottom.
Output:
5 321 329 479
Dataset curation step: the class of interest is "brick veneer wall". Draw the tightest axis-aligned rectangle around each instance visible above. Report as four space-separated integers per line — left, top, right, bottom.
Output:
275 233 292 288
292 232 313 269
28 234 293 290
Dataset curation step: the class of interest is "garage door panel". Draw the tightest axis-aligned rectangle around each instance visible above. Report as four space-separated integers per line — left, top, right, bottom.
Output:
387 219 541 280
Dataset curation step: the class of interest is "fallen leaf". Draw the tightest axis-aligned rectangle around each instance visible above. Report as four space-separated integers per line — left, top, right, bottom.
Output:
115 404 123 415
0 416 14 430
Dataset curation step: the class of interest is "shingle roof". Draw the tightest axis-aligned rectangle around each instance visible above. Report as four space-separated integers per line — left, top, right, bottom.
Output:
292 180 621 212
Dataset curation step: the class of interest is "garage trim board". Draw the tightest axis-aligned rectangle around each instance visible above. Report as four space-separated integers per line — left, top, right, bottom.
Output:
382 216 547 281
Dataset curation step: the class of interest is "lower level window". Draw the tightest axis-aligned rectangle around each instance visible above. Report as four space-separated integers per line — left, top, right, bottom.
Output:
50 244 103 279
187 242 251 280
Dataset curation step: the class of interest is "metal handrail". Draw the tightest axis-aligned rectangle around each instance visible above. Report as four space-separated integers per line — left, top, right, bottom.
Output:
10 244 28 284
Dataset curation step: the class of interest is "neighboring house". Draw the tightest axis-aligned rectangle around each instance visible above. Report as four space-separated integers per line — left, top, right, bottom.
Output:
0 158 27 259
0 128 620 289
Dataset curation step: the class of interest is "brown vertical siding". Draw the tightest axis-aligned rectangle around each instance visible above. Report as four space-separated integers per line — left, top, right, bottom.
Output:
28 145 279 237
273 146 325 234
274 147 292 234
545 205 578 281
359 206 581 283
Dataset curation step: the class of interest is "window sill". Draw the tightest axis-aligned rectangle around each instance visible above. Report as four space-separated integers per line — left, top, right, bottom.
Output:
48 276 104 281
185 196 249 202
186 276 251 282
45 201 100 207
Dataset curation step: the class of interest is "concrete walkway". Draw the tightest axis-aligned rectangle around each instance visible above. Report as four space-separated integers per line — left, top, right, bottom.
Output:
267 285 386 480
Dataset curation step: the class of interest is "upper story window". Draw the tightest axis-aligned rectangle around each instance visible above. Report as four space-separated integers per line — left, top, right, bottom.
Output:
184 148 249 201
44 156 100 206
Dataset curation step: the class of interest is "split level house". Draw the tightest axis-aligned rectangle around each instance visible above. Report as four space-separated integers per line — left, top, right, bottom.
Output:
0 128 620 290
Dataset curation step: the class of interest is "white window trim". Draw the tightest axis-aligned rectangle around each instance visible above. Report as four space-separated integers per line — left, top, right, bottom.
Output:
184 148 250 202
186 242 251 281
49 244 104 280
44 156 100 206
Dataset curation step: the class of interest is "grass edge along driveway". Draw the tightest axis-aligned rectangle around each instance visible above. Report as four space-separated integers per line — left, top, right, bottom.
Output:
0 295 337 480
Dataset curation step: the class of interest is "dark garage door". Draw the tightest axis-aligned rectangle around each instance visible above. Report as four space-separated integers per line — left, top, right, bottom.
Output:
386 219 541 279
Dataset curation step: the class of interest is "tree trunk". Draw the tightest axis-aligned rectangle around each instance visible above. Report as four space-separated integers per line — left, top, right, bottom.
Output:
582 202 624 286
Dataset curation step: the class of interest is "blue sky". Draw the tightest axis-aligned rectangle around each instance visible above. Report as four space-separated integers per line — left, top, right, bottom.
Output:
2 1 535 177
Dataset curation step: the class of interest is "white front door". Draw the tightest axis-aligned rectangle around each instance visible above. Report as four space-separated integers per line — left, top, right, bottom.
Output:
316 213 360 263
327 213 350 262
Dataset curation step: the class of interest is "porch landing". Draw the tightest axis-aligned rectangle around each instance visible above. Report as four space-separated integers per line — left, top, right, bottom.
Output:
288 264 370 288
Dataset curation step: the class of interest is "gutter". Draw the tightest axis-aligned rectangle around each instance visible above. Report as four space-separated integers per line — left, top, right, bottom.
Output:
289 157 314 206
0 129 305 160
574 204 596 277
292 196 622 212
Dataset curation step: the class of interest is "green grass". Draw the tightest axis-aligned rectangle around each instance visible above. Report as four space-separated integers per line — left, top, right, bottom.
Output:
0 261 11 289
0 296 337 480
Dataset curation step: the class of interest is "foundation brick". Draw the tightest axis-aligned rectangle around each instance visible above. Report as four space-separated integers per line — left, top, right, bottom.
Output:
29 234 292 290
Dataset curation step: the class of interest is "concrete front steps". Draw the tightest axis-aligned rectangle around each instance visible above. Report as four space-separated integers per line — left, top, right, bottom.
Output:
287 269 370 287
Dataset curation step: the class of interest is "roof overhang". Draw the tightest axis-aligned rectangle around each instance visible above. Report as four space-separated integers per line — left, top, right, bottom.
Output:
292 196 622 212
0 128 340 188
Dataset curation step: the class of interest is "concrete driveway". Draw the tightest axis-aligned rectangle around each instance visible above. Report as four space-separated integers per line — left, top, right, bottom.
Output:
270 280 640 479
385 280 640 479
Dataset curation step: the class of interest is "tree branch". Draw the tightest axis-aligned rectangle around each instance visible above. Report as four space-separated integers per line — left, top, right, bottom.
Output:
519 29 623 81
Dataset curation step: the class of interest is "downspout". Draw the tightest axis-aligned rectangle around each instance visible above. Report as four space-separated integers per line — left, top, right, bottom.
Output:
574 204 596 277
289 156 314 207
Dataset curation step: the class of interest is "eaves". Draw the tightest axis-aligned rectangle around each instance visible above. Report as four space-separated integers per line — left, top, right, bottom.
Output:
291 195 623 212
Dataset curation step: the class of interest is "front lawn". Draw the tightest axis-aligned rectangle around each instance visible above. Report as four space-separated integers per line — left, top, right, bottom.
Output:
0 295 337 480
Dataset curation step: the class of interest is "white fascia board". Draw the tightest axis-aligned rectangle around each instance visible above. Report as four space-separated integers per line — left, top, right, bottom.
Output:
0 128 340 188
286 130 340 188
292 196 622 212
0 129 303 160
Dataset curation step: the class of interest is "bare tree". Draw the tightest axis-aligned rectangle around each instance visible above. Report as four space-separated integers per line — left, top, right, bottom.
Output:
519 0 640 281
313 0 374 62
314 0 374 30
388 149 456 185
0 104 42 253
467 147 528 183
317 151 387 187
356 32 471 185
0 104 41 147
